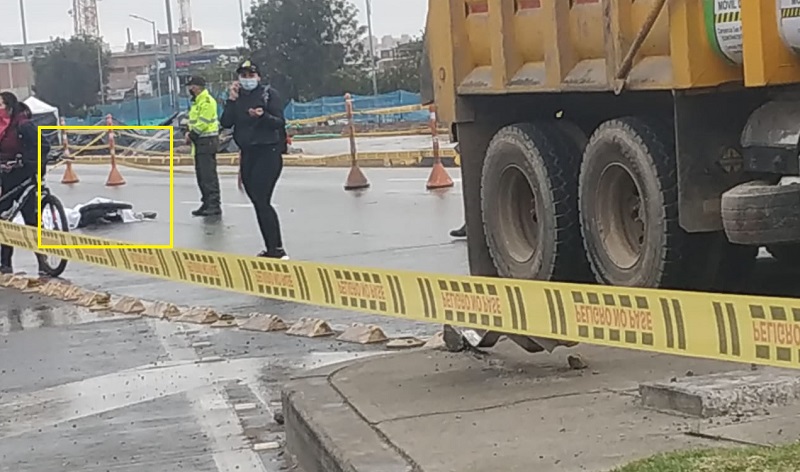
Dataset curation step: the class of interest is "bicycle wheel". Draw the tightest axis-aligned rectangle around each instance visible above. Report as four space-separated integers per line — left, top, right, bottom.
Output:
39 193 69 278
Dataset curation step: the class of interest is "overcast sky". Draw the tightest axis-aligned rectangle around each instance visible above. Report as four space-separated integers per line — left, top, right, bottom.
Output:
1 0 428 50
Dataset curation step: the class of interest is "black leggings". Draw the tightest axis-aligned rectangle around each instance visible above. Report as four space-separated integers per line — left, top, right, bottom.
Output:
240 145 284 252
0 172 37 267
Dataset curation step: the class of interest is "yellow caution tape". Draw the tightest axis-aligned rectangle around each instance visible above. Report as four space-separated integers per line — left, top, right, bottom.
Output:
1 219 799 370
67 148 460 166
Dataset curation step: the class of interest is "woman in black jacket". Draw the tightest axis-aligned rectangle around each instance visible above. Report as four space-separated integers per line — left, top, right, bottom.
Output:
220 61 289 260
0 91 51 274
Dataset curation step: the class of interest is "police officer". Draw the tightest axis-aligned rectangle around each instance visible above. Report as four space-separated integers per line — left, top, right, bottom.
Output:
220 61 288 259
185 75 221 217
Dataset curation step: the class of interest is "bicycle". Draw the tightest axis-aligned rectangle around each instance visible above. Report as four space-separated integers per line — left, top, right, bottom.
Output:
0 156 69 278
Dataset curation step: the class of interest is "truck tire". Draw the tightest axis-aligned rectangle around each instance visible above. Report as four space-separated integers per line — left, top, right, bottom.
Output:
579 117 687 287
481 123 589 281
721 181 800 245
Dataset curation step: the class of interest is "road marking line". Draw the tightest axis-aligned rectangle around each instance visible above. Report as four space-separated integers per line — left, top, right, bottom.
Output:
234 403 258 411
253 442 281 451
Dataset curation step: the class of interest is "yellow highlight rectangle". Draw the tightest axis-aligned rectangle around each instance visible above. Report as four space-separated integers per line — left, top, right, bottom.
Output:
36 125 174 250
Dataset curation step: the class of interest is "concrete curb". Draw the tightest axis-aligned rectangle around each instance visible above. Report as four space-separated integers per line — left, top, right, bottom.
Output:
282 361 414 472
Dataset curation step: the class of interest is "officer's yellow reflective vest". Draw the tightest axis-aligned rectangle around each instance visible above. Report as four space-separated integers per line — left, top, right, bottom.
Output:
188 89 219 138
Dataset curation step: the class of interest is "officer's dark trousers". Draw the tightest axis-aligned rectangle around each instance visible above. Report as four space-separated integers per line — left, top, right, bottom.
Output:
0 171 38 267
240 144 284 252
194 137 220 210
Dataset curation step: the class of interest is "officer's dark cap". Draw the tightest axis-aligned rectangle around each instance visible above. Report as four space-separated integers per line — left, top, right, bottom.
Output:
185 76 206 87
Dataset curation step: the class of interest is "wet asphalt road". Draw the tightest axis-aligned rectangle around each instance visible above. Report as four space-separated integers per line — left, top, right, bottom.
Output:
3 158 800 471
0 289 386 471
1 162 467 470
14 165 467 336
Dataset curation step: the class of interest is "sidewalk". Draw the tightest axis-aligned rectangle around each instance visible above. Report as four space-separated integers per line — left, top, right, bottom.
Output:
283 340 800 472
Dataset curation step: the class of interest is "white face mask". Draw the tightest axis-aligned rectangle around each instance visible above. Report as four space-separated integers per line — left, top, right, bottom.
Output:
239 77 258 91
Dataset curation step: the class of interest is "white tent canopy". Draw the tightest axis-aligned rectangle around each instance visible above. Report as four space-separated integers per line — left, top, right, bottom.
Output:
24 96 58 116
23 95 60 144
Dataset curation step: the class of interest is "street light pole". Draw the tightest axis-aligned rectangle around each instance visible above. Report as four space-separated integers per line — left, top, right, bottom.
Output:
365 0 378 96
18 0 31 95
238 0 247 48
152 23 163 101
129 15 163 102
164 0 180 112
97 43 105 104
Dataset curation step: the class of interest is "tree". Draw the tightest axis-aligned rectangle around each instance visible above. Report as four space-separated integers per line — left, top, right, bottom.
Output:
32 36 109 116
243 0 367 100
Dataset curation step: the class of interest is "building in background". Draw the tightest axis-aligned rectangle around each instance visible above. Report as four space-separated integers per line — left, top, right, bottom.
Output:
108 46 161 101
0 40 57 98
0 60 34 98
0 40 56 61
158 30 204 53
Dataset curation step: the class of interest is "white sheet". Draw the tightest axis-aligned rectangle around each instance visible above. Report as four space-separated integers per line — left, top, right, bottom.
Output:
12 197 152 230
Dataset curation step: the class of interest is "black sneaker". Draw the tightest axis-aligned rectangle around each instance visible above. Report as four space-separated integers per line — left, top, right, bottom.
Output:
449 224 467 238
191 205 208 217
203 207 222 216
192 207 222 217
0 265 12 275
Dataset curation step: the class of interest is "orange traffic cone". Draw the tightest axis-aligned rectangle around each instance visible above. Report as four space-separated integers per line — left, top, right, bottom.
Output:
106 162 126 187
426 160 454 190
343 93 370 191
61 160 80 184
344 164 370 190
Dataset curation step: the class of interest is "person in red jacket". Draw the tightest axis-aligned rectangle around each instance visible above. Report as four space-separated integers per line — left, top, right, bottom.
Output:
0 91 51 274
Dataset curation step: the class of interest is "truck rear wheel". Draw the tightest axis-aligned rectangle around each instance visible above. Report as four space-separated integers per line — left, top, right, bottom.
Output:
579 118 686 287
480 123 588 281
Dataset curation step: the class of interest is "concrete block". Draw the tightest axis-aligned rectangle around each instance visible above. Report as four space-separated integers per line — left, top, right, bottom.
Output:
22 277 43 293
422 331 445 349
39 282 69 298
111 296 146 314
239 313 287 332
61 285 84 301
336 323 387 344
6 276 40 291
286 318 334 338
387 337 425 349
76 292 111 310
211 319 238 328
143 301 181 319
174 306 219 324
640 369 800 418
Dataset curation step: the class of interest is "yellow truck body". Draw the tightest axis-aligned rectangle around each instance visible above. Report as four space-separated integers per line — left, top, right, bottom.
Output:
423 1 800 355
428 0 800 124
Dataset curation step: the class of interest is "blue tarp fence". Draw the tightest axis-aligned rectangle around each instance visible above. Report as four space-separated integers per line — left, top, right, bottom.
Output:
64 90 426 127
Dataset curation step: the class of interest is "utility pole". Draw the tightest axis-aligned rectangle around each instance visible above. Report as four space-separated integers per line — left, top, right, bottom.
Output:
19 0 31 95
238 0 247 48
365 0 378 96
97 42 105 104
129 15 163 102
164 0 180 111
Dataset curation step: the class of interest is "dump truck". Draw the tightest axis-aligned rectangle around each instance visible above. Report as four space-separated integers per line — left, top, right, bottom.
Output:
421 0 800 352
